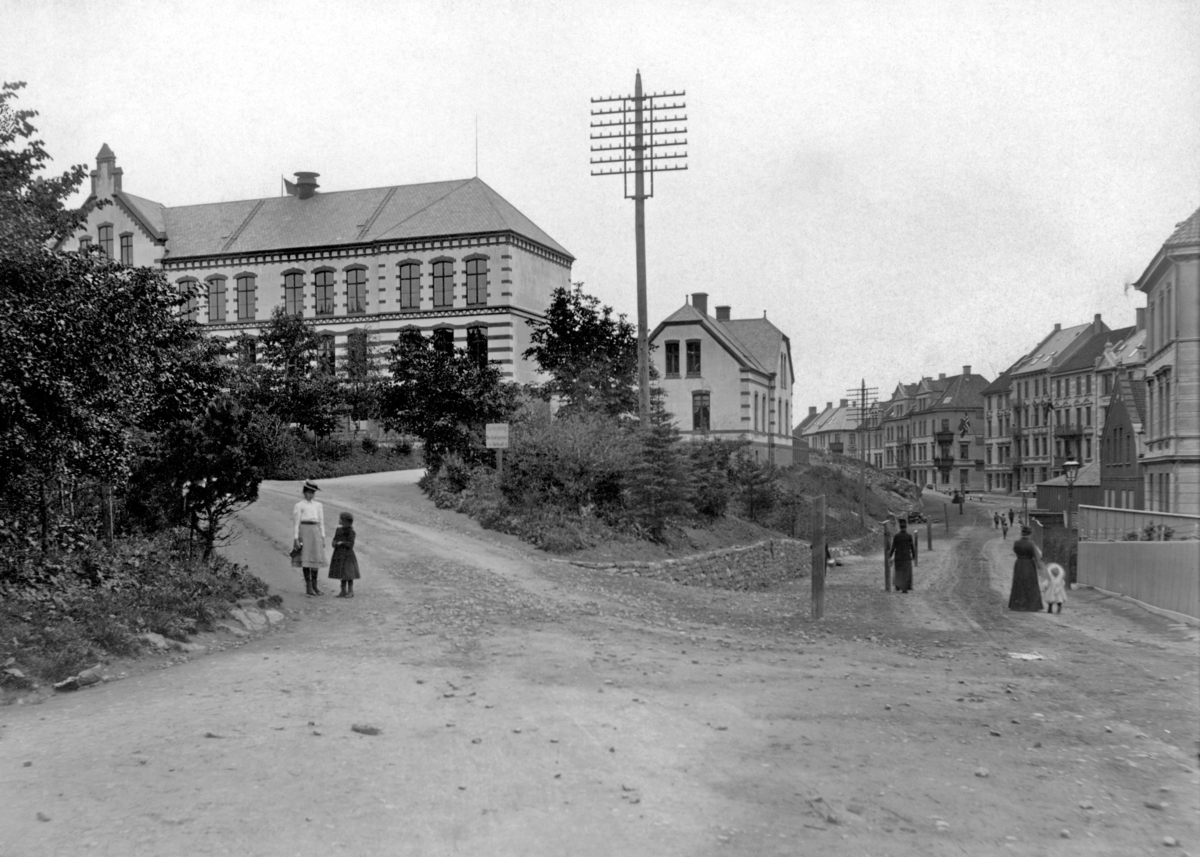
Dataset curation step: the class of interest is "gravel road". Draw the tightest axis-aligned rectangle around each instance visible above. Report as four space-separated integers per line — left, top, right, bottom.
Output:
1 473 1196 856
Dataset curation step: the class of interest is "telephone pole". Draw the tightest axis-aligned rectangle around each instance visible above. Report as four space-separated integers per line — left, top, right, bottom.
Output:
590 71 687 422
846 380 879 524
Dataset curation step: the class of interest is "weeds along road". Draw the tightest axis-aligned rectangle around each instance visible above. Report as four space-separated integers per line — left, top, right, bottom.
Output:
1 473 1197 857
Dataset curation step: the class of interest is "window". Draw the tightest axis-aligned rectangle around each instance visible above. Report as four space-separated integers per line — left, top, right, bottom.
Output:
235 335 256 365
78 236 91 251
692 392 711 432
119 233 133 265
317 334 336 375
466 326 488 368
432 327 454 356
346 267 366 314
685 340 701 375
346 331 370 380
399 262 421 310
177 278 199 322
236 274 256 321
315 269 335 316
1055 379 1061 397
465 257 487 306
206 276 227 323
98 224 113 256
433 260 454 308
960 442 969 459
665 341 680 376
284 271 304 316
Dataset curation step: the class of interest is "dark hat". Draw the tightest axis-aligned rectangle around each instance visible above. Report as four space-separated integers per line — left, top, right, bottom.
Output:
1021 525 1032 536
303 480 320 493
898 519 908 528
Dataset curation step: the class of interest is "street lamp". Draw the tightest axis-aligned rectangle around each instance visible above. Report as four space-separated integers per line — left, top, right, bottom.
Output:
1063 458 1080 588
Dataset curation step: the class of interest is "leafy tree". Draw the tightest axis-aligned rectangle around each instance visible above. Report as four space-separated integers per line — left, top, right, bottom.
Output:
127 396 266 560
340 328 385 425
688 437 748 518
381 331 520 471
241 306 341 437
0 81 100 249
524 282 641 418
734 453 779 523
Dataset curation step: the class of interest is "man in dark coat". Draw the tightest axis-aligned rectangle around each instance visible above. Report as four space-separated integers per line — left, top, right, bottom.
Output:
888 519 918 592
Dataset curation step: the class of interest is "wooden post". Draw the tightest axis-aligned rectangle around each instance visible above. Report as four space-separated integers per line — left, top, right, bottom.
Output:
926 519 933 551
883 522 892 592
944 504 949 533
811 495 826 620
497 449 505 480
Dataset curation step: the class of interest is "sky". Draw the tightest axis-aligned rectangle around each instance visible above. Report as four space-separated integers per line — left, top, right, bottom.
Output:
4 0 1198 419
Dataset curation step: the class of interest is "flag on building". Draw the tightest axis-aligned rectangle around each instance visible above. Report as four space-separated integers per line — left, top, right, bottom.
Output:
282 176 298 196
959 416 971 437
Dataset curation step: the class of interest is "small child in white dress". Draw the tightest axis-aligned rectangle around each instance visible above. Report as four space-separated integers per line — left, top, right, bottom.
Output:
1042 562 1067 614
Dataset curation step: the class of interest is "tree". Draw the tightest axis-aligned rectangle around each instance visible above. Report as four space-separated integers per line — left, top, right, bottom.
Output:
128 396 266 560
625 399 694 540
242 306 341 437
381 332 521 471
339 328 385 425
524 282 641 418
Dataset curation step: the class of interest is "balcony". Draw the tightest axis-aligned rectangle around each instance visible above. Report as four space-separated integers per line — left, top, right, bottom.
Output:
932 455 955 471
1011 428 1024 440
1054 425 1083 438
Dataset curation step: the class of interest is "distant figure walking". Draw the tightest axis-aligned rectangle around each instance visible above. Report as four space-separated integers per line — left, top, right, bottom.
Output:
1001 517 1009 539
1008 508 1015 525
1042 563 1067 614
888 519 918 593
293 480 326 597
993 511 1000 529
1009 526 1044 611
328 511 361 598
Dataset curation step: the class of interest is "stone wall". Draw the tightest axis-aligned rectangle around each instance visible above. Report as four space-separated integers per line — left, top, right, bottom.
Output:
561 539 812 591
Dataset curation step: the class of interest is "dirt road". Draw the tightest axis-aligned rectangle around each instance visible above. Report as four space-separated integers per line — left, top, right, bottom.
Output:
2 474 1197 856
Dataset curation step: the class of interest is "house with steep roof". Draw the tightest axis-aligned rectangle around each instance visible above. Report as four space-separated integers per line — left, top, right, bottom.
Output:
649 293 794 464
1049 323 1135 469
797 399 857 456
60 146 573 384
1135 205 1200 515
1098 372 1147 510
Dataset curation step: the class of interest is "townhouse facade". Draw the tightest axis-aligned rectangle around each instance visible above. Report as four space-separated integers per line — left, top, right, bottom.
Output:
649 293 794 465
60 146 573 384
1135 206 1200 515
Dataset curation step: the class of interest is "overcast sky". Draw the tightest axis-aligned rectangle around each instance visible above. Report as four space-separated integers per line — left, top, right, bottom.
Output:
5 0 1198 417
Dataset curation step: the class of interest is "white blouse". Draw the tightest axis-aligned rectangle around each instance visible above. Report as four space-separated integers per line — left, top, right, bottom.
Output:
292 498 325 540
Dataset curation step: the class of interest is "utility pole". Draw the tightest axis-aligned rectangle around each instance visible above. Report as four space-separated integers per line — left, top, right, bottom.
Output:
846 380 878 524
591 71 687 423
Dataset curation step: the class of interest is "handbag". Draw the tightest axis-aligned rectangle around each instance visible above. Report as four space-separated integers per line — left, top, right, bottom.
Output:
289 540 303 568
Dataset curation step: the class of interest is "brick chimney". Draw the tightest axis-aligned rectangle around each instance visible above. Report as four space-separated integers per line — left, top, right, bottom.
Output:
1093 313 1103 335
1054 323 1061 332
939 373 946 380
715 305 730 321
839 398 848 407
294 171 320 200
963 365 971 375
691 292 708 315
808 406 817 417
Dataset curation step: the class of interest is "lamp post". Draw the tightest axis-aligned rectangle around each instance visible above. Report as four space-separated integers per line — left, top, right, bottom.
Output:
1063 457 1080 587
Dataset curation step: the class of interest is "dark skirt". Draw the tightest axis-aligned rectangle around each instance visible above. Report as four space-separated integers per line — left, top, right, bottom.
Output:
328 546 360 580
893 559 913 592
1009 540 1044 611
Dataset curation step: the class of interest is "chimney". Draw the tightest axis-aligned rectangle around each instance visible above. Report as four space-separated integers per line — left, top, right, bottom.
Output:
808 406 817 417
1054 323 1061 332
90 143 122 196
939 373 946 380
1093 312 1103 335
963 365 971 376
715 305 730 321
691 293 708 315
294 171 320 200
1136 307 1145 330
839 399 848 407
826 402 832 410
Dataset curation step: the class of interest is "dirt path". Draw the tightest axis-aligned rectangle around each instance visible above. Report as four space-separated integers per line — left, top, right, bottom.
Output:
2 477 1196 856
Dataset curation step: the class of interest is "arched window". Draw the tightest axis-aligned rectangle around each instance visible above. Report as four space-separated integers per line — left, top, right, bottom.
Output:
432 259 454 308
236 273 256 321
177 278 199 322
432 327 454 357
465 255 487 306
397 326 424 350
398 261 421 310
314 268 336 316
466 325 488 368
206 276 227 323
318 333 337 375
346 266 367 315
284 270 305 317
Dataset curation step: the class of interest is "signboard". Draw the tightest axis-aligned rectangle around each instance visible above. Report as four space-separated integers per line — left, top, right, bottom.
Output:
485 423 509 449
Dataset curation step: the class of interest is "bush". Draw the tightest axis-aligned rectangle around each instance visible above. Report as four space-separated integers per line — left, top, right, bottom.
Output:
361 436 378 454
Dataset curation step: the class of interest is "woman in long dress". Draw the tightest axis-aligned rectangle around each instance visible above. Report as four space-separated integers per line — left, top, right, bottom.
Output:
292 480 326 596
1009 525 1044 611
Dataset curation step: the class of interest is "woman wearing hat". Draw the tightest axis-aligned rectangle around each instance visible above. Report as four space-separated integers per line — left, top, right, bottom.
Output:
292 481 326 596
1009 525 1044 611
887 519 918 593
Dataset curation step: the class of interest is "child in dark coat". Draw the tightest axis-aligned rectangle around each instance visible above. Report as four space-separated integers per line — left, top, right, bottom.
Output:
328 512 360 598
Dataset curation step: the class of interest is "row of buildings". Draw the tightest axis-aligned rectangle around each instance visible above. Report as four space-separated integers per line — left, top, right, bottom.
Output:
797 207 1200 517
62 147 796 466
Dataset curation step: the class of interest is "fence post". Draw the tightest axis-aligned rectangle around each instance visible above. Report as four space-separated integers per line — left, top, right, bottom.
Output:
811 495 826 620
927 519 933 552
883 522 892 592
944 504 949 533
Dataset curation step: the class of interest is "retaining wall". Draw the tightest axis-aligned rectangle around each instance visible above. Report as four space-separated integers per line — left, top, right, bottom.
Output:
1078 541 1200 620
563 539 812 591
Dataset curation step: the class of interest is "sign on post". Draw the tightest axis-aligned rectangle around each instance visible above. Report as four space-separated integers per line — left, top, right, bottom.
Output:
485 423 509 449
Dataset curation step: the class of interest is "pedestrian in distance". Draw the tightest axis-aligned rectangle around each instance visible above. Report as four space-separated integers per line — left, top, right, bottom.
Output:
328 511 361 598
993 511 1000 529
1009 525 1045 612
888 519 918 593
1042 562 1067 614
292 480 326 597
1001 517 1009 539
1008 508 1015 525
